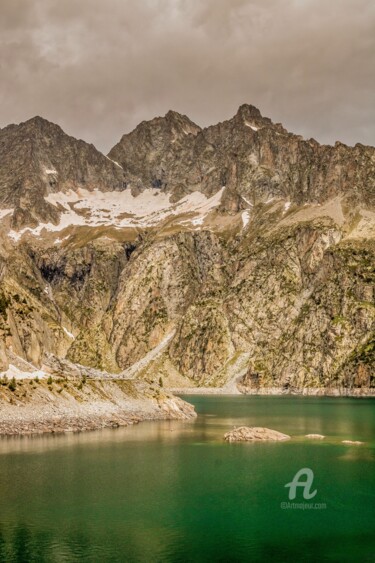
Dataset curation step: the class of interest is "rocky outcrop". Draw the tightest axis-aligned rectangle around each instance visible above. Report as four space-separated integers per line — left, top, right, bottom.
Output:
342 440 364 445
231 225 375 392
0 377 196 436
224 426 290 442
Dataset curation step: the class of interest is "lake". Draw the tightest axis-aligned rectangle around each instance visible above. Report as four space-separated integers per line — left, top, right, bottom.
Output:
0 395 374 562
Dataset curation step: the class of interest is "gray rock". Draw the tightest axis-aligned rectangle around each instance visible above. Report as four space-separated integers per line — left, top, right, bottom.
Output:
224 426 290 442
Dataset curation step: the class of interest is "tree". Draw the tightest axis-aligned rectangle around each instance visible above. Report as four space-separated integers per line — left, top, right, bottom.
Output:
8 377 16 392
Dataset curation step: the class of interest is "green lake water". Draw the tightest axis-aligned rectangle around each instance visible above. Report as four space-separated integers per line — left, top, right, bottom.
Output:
0 395 374 562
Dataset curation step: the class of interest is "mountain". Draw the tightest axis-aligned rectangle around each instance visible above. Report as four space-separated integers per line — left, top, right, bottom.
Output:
0 116 124 229
0 105 374 394
109 103 375 207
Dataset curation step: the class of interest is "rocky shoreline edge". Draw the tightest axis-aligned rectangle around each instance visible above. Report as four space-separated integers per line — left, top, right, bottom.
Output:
0 379 196 436
168 386 375 397
1 378 374 437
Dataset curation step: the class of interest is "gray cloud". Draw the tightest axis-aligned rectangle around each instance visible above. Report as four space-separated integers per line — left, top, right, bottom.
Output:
0 0 374 152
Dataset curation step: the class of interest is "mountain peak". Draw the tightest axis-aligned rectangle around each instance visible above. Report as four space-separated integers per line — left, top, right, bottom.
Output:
1 115 59 137
236 104 263 119
26 115 52 124
163 110 201 134
6 116 66 139
234 104 272 127
23 115 61 129
164 109 184 120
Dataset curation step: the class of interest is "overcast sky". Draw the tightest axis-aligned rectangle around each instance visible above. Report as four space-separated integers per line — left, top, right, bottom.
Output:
1 0 374 152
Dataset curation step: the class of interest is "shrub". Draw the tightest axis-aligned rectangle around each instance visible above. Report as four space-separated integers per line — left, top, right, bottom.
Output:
8 377 16 392
47 376 53 385
0 292 9 316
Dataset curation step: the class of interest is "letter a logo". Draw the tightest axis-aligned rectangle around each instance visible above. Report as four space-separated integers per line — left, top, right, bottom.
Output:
285 467 317 500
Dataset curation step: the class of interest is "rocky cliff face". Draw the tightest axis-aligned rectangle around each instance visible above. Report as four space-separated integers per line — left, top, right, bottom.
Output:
0 105 374 393
109 104 375 208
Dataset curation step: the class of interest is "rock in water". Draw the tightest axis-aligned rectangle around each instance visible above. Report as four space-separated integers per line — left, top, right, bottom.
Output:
224 426 290 442
342 440 364 445
305 434 325 439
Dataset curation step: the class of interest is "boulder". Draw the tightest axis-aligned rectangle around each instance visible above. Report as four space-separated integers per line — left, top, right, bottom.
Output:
342 440 364 445
224 426 290 442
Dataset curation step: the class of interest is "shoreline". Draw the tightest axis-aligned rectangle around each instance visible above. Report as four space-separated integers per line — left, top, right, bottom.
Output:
0 379 196 437
169 386 375 397
1 380 373 438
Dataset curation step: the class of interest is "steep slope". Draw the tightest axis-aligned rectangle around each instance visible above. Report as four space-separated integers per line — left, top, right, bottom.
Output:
0 105 374 394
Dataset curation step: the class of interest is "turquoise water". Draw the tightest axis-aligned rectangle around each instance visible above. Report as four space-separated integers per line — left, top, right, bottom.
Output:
0 395 374 562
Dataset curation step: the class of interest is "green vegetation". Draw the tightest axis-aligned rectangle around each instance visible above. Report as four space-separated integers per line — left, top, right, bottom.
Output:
0 292 9 316
352 335 375 367
8 377 16 392
332 316 346 325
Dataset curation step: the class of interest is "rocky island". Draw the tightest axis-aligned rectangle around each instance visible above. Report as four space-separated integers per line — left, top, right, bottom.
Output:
224 426 290 442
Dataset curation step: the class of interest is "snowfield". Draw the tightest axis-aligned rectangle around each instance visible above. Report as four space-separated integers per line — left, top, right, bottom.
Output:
8 187 226 241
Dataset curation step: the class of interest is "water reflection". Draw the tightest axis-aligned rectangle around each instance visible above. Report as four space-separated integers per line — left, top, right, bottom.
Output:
0 396 373 457
0 419 198 456
0 396 373 561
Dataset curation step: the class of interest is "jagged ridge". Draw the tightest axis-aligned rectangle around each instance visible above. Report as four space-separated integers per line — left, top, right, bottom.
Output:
0 104 374 393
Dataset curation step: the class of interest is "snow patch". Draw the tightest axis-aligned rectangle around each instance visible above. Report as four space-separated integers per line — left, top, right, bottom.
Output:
1 364 47 380
54 235 70 245
241 196 253 207
0 208 13 220
62 326 75 339
244 121 258 131
191 216 205 226
105 156 123 169
241 211 250 228
284 201 291 212
9 187 226 241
